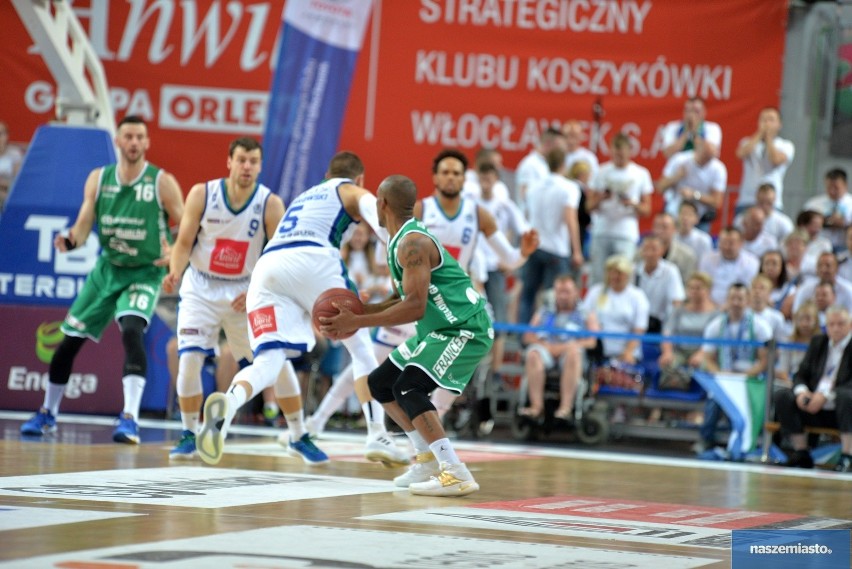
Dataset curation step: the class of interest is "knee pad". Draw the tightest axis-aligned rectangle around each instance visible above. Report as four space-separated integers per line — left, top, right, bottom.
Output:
393 366 436 421
119 315 147 377
342 329 378 379
48 335 87 385
368 358 402 404
176 351 205 398
273 358 300 399
430 387 456 415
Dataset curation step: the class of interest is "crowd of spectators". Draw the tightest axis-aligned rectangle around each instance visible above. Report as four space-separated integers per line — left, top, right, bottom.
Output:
452 97 852 470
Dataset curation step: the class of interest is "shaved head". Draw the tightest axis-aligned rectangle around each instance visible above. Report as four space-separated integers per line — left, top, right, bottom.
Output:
379 175 417 219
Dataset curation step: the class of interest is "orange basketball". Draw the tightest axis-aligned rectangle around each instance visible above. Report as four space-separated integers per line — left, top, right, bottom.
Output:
311 288 364 340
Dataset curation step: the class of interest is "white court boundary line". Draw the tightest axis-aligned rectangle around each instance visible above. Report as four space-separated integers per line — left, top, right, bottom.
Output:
1 410 846 482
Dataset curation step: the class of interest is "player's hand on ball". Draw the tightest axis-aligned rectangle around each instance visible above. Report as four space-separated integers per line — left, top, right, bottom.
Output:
319 302 356 339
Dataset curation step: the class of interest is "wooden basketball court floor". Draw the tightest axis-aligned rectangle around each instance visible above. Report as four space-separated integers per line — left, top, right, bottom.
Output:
0 410 850 569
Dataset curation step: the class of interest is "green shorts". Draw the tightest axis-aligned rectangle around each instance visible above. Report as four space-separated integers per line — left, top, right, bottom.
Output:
389 311 494 394
61 257 164 341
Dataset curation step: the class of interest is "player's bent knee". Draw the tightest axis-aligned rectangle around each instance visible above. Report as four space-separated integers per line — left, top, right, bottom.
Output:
177 351 205 398
119 315 147 376
367 358 400 404
393 366 437 421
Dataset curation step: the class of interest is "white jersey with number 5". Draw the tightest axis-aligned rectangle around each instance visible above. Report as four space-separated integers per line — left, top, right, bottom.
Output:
188 179 272 280
420 196 479 273
265 178 356 252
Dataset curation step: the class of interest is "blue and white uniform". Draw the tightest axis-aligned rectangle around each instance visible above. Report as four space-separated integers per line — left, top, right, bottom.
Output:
177 179 272 364
246 178 376 379
420 196 480 272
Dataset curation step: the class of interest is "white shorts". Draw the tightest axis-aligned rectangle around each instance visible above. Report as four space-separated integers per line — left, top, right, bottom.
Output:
246 245 353 356
177 268 252 363
372 323 416 348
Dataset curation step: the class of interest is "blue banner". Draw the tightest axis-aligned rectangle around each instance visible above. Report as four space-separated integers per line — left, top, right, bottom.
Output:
733 529 851 568
261 0 373 205
0 125 114 307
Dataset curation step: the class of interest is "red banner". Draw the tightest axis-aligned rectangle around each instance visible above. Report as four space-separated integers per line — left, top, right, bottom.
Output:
0 1 787 200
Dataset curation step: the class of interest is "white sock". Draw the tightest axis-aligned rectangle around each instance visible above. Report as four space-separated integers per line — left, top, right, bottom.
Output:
363 401 386 436
181 411 199 433
429 437 460 465
430 389 457 419
225 383 250 424
285 409 305 440
406 430 431 454
43 382 66 417
121 375 146 419
311 365 356 430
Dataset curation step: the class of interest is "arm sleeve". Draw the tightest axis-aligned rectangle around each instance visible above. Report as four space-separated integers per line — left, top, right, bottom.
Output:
487 231 524 270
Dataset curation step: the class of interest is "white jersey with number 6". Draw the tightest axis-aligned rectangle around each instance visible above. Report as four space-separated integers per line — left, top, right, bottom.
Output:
420 196 480 273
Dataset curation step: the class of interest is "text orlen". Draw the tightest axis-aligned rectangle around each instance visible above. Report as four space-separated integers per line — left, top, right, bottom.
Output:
8 367 98 399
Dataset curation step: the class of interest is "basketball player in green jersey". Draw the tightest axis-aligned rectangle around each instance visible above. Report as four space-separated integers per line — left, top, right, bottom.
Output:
20 116 184 444
320 174 493 496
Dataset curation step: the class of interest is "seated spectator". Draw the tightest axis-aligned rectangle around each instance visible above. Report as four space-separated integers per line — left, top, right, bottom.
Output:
782 230 810 282
653 211 697 283
0 121 23 210
776 302 821 387
795 210 833 275
675 201 713 263
586 133 653 285
341 223 388 302
698 227 760 306
581 255 650 364
655 136 725 230
658 272 719 384
792 252 852 314
750 274 787 341
519 276 598 421
837 225 852 283
735 183 793 243
691 282 773 452
634 234 685 333
803 168 852 252
660 97 723 158
814 281 838 329
759 250 798 318
774 305 852 472
740 207 778 259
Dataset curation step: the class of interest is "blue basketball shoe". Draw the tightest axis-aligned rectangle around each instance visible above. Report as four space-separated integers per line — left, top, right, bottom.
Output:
20 408 57 436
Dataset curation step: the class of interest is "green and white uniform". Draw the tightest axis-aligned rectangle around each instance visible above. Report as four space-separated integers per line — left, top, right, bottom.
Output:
62 163 171 340
387 218 494 393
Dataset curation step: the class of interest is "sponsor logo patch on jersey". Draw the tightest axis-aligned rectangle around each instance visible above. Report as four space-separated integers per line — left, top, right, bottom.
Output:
210 238 249 274
248 306 277 338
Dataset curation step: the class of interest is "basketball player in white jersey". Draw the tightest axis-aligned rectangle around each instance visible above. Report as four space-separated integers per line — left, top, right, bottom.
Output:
162 138 284 459
416 148 539 418
307 149 539 447
195 151 406 467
